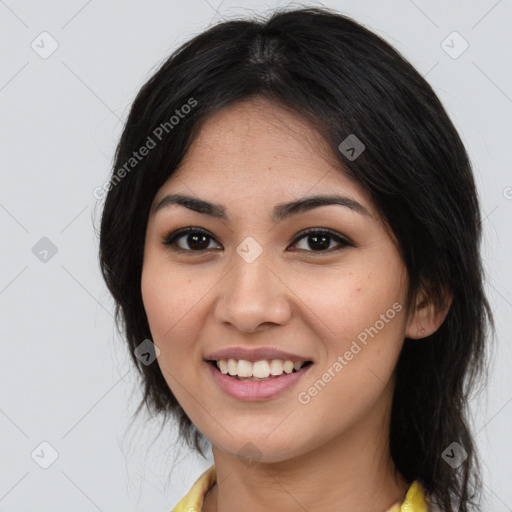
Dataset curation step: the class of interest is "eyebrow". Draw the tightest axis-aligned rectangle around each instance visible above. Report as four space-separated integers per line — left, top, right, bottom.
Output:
152 193 370 222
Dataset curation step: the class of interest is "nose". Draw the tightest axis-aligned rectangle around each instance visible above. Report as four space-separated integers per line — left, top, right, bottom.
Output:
214 249 292 334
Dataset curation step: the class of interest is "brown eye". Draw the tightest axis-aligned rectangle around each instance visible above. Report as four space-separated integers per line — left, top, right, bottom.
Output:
162 227 221 252
289 229 353 252
162 227 353 254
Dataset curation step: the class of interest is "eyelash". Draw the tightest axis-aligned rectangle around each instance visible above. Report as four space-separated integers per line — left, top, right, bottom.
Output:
161 227 354 254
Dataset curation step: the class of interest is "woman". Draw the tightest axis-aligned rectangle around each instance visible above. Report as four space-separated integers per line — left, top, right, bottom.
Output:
98 7 493 512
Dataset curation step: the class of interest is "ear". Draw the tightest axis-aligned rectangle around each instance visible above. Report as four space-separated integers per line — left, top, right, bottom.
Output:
405 286 452 340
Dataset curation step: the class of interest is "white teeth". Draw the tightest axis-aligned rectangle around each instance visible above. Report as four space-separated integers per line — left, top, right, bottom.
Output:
214 358 308 378
218 360 228 374
269 359 283 375
252 360 270 378
283 360 294 374
237 359 253 377
227 358 237 376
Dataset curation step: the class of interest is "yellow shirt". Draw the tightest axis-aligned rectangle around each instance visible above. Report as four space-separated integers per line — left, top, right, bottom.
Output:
172 465 430 512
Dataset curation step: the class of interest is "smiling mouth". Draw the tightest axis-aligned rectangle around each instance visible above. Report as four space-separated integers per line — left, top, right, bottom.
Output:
206 359 314 381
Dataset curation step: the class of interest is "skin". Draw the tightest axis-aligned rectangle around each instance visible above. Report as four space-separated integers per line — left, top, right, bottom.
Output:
141 97 450 512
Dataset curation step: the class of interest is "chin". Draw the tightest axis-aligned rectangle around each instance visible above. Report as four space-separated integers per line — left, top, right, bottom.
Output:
212 434 310 466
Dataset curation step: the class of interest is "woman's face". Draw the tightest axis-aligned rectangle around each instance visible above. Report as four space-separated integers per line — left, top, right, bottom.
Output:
141 97 416 463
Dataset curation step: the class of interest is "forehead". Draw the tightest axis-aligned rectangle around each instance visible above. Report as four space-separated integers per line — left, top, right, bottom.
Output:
156 97 375 215
181 97 337 175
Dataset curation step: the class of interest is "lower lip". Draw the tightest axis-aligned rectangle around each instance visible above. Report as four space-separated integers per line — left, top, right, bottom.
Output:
205 361 313 401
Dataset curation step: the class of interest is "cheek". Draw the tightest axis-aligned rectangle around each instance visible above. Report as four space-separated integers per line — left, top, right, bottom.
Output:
140 253 221 399
296 261 406 347
141 256 201 342
141 264 173 341
141 259 204 405
297 254 407 398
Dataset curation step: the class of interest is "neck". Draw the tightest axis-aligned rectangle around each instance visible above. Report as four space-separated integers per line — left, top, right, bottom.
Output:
203 393 409 512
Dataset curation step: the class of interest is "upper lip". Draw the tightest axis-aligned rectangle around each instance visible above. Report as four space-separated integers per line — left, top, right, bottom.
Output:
205 346 313 363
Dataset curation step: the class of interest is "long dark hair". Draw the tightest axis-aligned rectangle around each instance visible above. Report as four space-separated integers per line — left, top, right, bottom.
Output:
98 7 494 511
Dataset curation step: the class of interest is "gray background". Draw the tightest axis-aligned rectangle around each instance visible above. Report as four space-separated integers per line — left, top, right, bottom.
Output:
1 0 511 510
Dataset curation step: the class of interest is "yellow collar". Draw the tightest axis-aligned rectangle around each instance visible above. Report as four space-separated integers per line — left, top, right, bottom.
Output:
172 465 429 512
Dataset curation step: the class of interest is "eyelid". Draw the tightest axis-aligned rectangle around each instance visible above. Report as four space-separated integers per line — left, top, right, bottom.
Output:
161 226 355 252
289 227 354 250
162 227 220 250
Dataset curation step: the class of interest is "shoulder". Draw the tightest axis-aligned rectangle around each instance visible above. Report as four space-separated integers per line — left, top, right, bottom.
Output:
171 465 216 512
400 480 435 512
171 469 442 512
410 481 451 512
